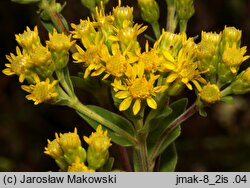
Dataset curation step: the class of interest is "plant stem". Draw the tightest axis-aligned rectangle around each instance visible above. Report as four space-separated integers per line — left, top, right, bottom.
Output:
166 0 177 32
135 133 149 171
149 102 198 164
66 97 137 146
179 19 188 32
151 21 161 39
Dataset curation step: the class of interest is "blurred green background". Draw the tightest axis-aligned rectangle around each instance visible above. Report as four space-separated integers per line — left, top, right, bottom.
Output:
0 0 250 171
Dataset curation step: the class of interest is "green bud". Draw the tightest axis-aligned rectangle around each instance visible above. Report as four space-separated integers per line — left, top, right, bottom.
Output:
197 32 222 79
221 26 242 47
113 6 134 29
137 0 160 23
157 31 185 58
175 0 195 20
231 67 250 94
86 146 109 170
63 147 86 165
217 62 235 86
80 0 96 10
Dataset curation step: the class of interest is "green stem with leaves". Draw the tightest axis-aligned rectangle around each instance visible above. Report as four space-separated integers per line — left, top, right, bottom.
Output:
148 102 198 171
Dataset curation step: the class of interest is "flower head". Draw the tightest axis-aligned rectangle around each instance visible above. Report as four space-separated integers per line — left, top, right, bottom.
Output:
44 138 63 159
58 128 82 152
165 38 207 91
222 42 249 73
3 46 32 82
199 83 221 104
113 0 133 28
15 26 40 50
46 29 75 52
68 157 95 172
21 76 58 105
112 64 166 115
84 125 112 153
72 32 106 78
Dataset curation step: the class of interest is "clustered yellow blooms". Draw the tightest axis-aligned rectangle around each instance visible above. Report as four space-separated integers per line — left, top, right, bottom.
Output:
44 125 111 172
71 1 209 115
2 26 75 105
3 1 250 113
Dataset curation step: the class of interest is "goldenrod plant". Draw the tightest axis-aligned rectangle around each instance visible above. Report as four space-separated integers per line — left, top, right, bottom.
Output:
3 0 250 171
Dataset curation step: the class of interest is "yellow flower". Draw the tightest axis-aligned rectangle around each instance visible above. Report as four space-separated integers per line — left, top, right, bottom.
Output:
46 29 75 52
164 38 207 91
71 18 96 43
3 46 32 82
112 64 166 115
57 128 81 152
68 157 95 172
136 41 163 73
72 33 106 78
44 137 63 159
222 42 249 74
29 45 52 67
109 24 147 51
199 83 221 104
15 26 40 50
84 125 112 153
21 76 58 105
92 3 114 29
113 0 133 28
100 42 136 80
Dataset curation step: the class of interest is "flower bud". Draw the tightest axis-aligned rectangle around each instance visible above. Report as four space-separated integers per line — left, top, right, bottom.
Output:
44 138 68 170
84 125 112 170
199 83 221 104
113 5 134 29
80 0 96 10
47 29 75 52
175 0 195 21
221 26 242 47
197 32 222 78
15 26 40 51
156 31 185 58
137 0 160 24
57 128 86 164
230 67 250 95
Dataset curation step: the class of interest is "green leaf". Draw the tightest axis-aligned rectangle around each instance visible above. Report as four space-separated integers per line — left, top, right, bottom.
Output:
76 105 136 147
221 96 234 104
159 143 178 172
157 126 181 158
40 19 54 33
148 98 187 156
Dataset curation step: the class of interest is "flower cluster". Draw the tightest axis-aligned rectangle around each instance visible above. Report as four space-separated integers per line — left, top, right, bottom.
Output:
197 26 250 104
44 125 111 172
2 26 75 105
71 1 208 115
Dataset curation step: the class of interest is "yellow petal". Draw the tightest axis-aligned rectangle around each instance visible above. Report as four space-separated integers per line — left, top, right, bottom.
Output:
115 91 130 99
166 73 178 83
119 96 133 111
133 99 141 115
146 97 157 109
163 51 175 63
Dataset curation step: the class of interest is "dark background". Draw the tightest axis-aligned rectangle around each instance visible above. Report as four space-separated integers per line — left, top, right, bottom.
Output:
0 0 250 171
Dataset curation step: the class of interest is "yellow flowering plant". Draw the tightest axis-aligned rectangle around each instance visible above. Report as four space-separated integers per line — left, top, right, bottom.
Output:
3 0 250 171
